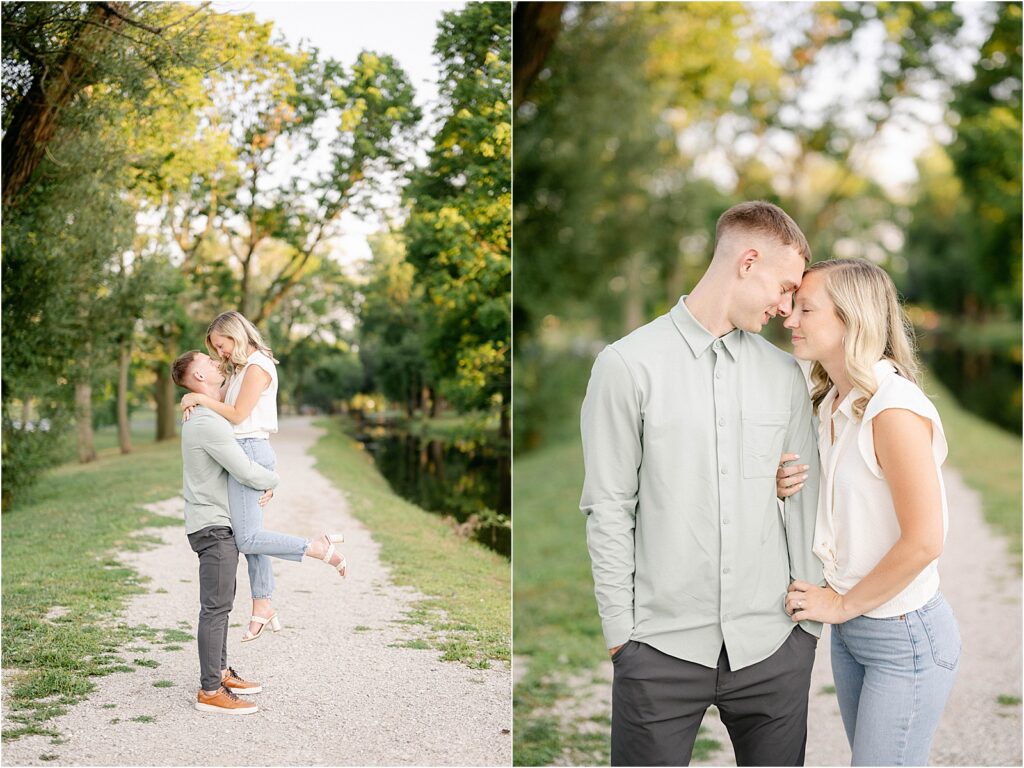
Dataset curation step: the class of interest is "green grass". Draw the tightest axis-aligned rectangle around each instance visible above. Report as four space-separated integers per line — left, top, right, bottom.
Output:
926 374 1022 557
1 436 188 741
997 694 1021 706
311 417 509 668
513 437 635 766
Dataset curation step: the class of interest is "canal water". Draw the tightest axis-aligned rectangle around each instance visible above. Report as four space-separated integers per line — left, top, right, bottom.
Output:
355 422 511 558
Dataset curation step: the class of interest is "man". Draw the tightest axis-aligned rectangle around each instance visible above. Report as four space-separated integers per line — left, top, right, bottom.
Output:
171 349 279 715
580 201 824 766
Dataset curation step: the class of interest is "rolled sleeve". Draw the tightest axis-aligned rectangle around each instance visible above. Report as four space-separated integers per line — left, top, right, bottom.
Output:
783 363 825 636
580 347 642 649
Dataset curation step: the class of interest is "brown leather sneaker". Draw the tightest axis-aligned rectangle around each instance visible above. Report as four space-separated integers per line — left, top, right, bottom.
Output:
194 686 258 715
221 667 262 695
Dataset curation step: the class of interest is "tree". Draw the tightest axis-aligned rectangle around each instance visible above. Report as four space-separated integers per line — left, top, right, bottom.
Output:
405 2 511 434
1 2 211 208
945 1 1022 318
357 231 434 416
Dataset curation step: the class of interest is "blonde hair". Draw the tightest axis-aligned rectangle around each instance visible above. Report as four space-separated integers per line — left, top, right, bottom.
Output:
804 259 920 419
715 200 812 263
205 311 277 378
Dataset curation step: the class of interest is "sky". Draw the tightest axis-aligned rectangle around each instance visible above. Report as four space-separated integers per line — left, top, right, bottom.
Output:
210 1 468 265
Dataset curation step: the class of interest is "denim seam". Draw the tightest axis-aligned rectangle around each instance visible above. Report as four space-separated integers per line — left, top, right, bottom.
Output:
899 614 921 767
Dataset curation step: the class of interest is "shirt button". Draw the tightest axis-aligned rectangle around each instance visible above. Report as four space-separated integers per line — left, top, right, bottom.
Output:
722 517 730 525
723 567 731 575
720 467 727 475
715 371 722 379
713 340 722 351
718 417 725 426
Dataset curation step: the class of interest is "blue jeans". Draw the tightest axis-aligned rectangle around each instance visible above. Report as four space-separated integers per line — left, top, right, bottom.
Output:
227 438 309 600
831 591 960 766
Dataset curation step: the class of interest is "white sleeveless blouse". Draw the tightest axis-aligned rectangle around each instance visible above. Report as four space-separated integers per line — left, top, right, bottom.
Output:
812 359 949 618
224 350 278 440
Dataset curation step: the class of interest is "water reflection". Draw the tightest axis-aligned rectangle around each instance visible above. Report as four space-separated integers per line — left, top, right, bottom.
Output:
920 335 1022 434
356 423 511 557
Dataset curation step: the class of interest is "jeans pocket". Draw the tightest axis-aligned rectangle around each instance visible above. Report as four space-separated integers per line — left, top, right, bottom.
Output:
918 595 961 670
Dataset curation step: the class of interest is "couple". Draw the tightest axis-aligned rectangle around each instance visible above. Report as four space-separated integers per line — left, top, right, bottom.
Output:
170 311 348 715
581 201 960 766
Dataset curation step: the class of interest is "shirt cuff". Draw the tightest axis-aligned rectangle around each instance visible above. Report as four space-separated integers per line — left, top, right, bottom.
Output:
602 614 635 649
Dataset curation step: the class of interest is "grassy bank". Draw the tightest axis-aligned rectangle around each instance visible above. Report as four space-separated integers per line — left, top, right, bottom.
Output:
2 437 186 742
513 367 1021 765
310 417 510 668
926 374 1022 556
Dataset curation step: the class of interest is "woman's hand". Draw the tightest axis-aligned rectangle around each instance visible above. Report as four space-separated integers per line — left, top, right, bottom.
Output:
181 393 203 411
180 393 208 423
776 453 809 499
258 489 274 508
786 580 853 625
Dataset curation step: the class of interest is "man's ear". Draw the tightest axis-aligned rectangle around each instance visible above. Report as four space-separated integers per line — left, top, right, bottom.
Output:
739 248 759 276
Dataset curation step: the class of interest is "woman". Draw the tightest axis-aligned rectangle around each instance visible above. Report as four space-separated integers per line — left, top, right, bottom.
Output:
181 311 347 642
775 259 960 766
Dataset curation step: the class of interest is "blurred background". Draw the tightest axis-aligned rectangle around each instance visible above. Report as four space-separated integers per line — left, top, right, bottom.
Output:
511 2 1022 764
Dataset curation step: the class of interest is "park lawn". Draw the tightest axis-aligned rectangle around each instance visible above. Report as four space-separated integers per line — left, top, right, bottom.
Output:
310 417 510 668
1 437 186 741
926 374 1022 556
512 372 1022 765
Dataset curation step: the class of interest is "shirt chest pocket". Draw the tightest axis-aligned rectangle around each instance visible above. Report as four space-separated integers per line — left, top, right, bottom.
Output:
742 411 789 478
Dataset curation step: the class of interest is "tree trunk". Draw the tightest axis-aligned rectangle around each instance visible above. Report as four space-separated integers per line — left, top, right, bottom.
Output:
513 2 566 108
20 399 32 426
2 3 127 208
499 401 510 440
75 382 97 463
117 339 132 453
624 253 646 333
429 388 441 418
154 363 178 441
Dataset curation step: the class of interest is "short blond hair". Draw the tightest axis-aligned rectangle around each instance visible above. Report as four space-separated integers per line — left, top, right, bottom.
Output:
804 258 920 419
715 201 811 263
205 311 277 378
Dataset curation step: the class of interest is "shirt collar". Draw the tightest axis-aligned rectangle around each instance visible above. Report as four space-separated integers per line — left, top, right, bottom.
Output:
828 359 899 420
670 296 742 360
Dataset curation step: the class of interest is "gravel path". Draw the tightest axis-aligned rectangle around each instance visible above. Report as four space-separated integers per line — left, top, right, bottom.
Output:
2 416 511 767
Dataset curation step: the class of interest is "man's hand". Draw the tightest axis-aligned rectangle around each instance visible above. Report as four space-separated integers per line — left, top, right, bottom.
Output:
258 489 274 507
609 643 625 658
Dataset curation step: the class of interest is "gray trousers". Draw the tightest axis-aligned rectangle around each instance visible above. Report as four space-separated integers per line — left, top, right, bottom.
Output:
611 627 817 766
187 525 238 691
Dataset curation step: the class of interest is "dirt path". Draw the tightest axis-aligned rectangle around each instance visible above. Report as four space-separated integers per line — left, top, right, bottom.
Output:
2 416 511 767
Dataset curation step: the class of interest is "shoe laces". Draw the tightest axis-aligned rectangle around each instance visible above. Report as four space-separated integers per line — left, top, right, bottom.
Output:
224 666 242 682
221 686 241 701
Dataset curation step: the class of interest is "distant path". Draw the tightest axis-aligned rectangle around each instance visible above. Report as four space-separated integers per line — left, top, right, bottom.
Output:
1 416 511 766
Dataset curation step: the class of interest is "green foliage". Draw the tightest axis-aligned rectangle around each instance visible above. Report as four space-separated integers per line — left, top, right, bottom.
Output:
514 3 1018 449
295 350 364 413
404 2 511 416
357 231 433 413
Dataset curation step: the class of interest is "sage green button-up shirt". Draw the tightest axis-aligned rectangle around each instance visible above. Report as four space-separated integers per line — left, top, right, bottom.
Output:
181 407 280 535
580 297 823 670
